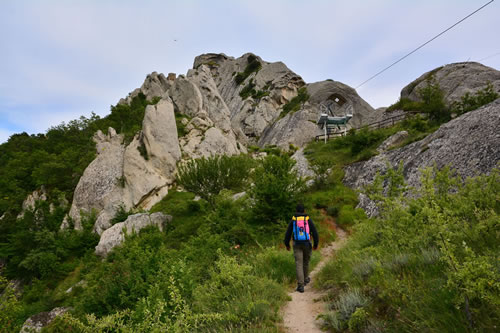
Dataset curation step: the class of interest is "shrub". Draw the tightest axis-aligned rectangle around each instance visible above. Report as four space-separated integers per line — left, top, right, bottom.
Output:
451 82 499 115
0 276 23 332
281 87 309 117
176 155 253 208
110 204 133 225
337 205 366 227
234 55 262 85
417 76 449 122
250 154 305 223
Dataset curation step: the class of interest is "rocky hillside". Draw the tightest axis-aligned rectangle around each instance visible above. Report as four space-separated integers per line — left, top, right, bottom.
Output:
61 52 377 234
344 98 500 216
400 62 500 105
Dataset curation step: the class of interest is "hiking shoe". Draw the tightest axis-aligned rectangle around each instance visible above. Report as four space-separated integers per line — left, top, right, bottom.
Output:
305 277 311 285
296 285 304 293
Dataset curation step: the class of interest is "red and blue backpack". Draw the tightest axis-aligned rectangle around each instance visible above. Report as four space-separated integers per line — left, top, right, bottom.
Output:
292 215 310 241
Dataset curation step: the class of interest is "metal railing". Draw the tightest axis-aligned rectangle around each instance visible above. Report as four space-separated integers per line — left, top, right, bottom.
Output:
315 111 422 141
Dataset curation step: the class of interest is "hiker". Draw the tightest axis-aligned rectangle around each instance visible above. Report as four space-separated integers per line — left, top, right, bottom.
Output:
284 203 319 293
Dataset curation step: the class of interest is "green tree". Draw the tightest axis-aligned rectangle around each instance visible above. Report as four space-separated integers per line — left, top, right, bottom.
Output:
176 155 253 208
250 154 305 224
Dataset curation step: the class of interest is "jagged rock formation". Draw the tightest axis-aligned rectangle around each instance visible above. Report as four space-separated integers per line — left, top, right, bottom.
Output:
119 72 173 104
16 187 47 219
65 128 126 233
401 62 500 105
20 307 71 333
65 99 181 234
95 212 171 257
344 99 500 215
193 53 376 149
71 52 487 234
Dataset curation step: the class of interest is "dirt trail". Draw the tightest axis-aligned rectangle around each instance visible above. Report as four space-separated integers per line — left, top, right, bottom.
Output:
282 224 347 333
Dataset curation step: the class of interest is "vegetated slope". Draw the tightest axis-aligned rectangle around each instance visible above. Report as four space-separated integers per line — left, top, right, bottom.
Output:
1 56 499 332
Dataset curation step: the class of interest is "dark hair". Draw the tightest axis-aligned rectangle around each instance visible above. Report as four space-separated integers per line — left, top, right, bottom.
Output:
296 203 305 213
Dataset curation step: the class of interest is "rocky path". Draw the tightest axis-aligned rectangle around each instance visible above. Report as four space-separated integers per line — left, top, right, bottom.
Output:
282 223 347 333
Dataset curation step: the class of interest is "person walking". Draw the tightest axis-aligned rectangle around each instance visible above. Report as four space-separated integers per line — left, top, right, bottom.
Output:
284 203 319 293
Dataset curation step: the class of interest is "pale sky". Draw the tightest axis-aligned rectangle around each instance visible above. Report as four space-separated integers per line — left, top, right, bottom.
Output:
1 0 499 143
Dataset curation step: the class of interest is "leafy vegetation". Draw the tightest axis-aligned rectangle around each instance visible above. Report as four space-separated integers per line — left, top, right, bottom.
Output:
234 54 262 85
239 78 271 100
250 154 306 224
176 155 254 208
451 82 499 115
316 166 500 332
387 75 450 122
280 87 309 118
1 77 498 332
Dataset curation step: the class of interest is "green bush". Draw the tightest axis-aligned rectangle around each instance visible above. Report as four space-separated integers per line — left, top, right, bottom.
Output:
451 82 499 115
176 155 253 208
234 55 262 85
281 87 309 118
318 166 500 332
337 205 366 227
250 154 305 224
0 276 23 332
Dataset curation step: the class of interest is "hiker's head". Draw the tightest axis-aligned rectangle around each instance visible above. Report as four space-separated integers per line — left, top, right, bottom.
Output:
296 203 305 213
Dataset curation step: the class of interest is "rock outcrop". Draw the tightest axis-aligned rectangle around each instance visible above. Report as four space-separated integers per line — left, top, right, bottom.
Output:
95 212 171 257
16 187 48 219
119 72 171 104
65 128 126 232
401 62 500 105
292 148 315 186
66 99 181 234
376 130 409 153
344 99 500 214
70 54 500 235
20 307 71 333
122 99 181 210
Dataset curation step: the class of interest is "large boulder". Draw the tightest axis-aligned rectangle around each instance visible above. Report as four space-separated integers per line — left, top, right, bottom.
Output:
20 307 71 333
122 99 181 210
400 62 500 105
65 128 126 232
344 99 500 215
95 212 171 257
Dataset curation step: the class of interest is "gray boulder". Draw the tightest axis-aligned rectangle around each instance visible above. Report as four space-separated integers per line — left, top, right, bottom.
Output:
65 128 126 232
377 130 409 153
344 99 500 215
20 307 71 333
122 99 181 210
400 62 500 105
95 212 171 257
292 148 315 186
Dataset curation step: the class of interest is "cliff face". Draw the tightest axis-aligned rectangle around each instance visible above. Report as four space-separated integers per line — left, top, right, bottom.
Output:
344 98 500 216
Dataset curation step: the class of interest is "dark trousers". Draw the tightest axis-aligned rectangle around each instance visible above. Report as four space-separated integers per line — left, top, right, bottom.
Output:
293 242 312 287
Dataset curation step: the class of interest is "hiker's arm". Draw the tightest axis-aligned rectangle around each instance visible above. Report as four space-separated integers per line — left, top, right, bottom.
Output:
284 221 293 249
309 219 319 249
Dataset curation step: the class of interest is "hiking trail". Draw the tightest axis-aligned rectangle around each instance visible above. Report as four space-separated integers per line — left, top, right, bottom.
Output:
281 221 347 332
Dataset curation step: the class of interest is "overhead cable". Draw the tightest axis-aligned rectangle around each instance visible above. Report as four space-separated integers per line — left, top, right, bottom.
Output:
355 0 495 90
